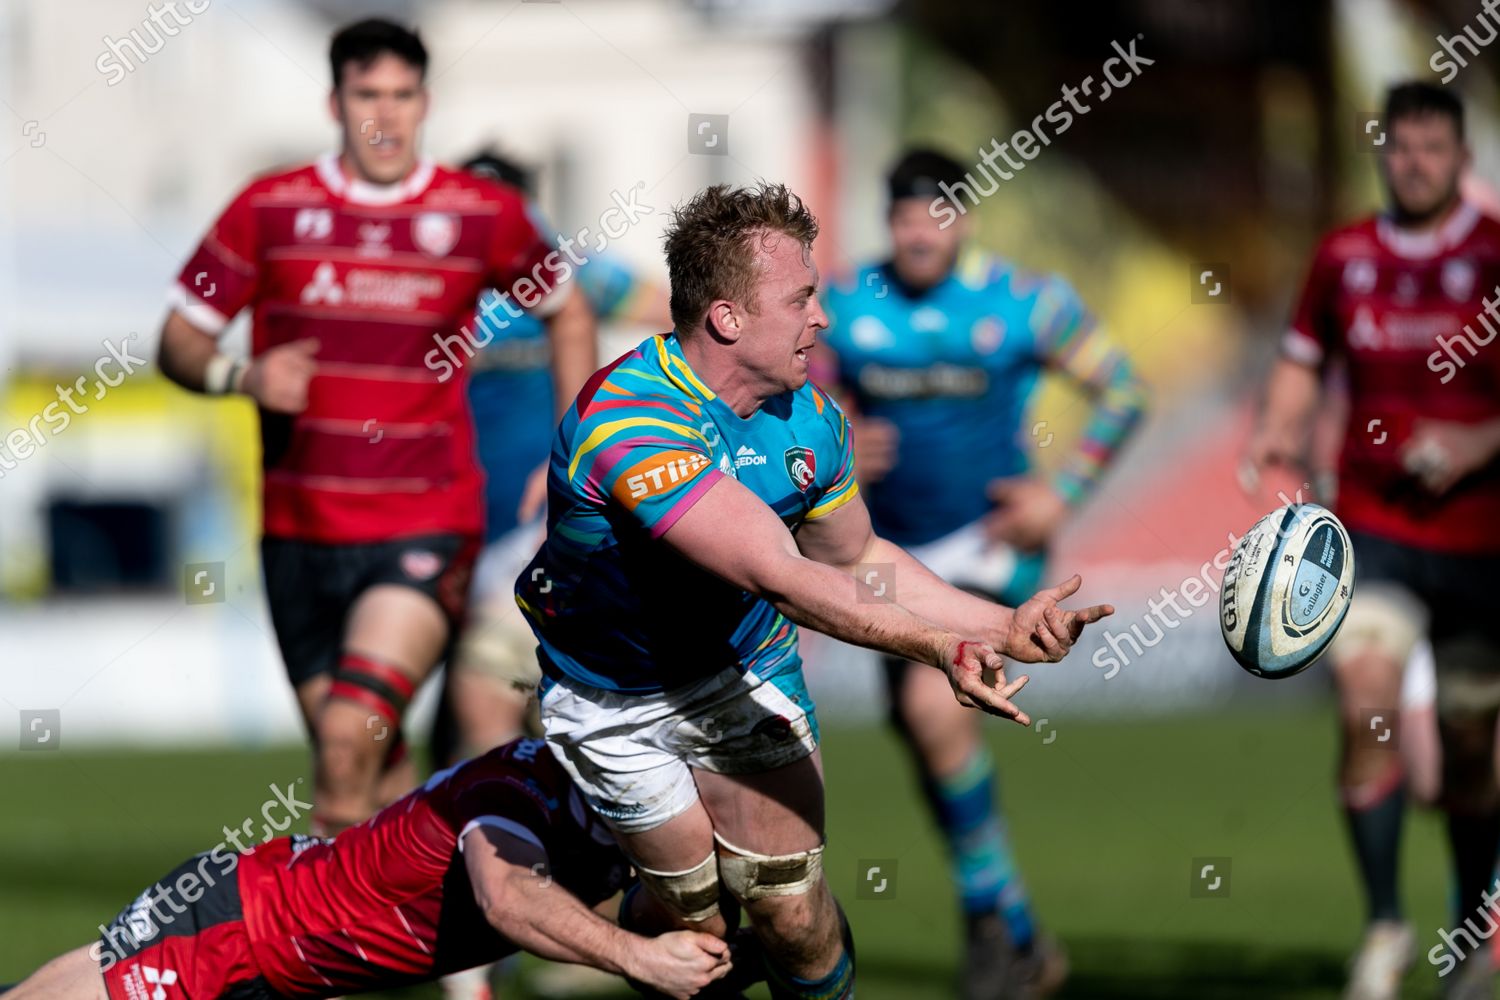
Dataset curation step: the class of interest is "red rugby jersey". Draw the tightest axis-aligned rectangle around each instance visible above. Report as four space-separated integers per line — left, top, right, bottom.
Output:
170 154 569 543
1283 201 1500 553
239 739 629 997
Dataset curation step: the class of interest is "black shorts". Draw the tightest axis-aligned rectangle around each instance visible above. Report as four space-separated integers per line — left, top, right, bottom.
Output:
1351 532 1499 646
99 852 276 1000
261 533 478 687
1351 531 1500 713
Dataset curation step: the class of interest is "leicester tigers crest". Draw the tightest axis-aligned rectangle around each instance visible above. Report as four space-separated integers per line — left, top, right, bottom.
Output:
783 446 816 492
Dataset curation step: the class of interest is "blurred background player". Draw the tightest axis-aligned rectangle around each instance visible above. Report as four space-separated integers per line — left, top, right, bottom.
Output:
155 19 595 833
444 149 668 761
817 148 1148 999
5 738 733 1000
1246 81 1500 1000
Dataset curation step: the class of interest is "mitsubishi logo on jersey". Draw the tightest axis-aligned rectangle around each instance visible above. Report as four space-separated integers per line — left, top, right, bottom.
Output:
735 445 768 469
299 263 444 310
142 965 179 1000
1348 305 1382 350
301 262 345 306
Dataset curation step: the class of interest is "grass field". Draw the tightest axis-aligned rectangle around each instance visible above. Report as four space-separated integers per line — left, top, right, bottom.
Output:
0 708 1458 998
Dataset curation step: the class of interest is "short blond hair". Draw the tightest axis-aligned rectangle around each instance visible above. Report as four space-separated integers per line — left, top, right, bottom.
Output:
662 182 819 334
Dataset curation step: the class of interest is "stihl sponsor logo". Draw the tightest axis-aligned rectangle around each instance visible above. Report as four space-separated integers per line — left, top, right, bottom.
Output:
618 450 711 503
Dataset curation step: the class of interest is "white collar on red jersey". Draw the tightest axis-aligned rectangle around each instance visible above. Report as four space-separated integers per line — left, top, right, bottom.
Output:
1376 200 1481 260
315 151 436 206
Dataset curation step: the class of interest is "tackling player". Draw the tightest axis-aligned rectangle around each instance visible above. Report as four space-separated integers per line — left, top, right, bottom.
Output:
1246 82 1500 1000
515 182 1113 999
4 739 732 1000
155 20 596 833
448 149 668 760
818 148 1148 999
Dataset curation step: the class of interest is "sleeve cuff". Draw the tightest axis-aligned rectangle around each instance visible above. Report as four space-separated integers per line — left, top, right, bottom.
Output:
1280 328 1324 367
166 282 231 335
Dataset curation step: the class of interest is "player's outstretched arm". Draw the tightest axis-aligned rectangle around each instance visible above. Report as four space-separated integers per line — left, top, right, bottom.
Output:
663 476 1049 723
794 492 1113 664
462 827 730 999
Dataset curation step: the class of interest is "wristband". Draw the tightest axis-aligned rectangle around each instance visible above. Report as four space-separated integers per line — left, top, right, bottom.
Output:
204 353 246 395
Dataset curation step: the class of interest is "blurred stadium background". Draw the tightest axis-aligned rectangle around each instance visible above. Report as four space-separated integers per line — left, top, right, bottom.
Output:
2 0 1496 995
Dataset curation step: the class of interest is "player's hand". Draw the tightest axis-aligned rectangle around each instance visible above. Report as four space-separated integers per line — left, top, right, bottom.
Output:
983 476 1067 551
630 930 732 998
1402 418 1500 496
517 461 549 523
242 338 319 414
1001 574 1113 664
1239 424 1306 498
851 416 899 485
941 637 1031 725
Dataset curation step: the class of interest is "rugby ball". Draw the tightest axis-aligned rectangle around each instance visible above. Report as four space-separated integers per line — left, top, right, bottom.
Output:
1220 503 1355 679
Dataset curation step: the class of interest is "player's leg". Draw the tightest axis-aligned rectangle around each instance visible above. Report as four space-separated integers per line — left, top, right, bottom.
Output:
1430 550 1500 998
5 946 108 1000
1399 639 1441 807
539 669 733 946
885 657 1061 997
316 582 448 830
1329 536 1428 999
449 530 544 759
693 754 854 1000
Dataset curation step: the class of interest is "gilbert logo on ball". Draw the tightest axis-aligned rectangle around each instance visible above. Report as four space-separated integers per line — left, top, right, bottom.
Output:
1220 503 1355 679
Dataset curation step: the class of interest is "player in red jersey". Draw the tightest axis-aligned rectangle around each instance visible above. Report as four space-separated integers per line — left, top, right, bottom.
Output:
154 19 597 833
3 739 734 1000
1247 82 1500 1000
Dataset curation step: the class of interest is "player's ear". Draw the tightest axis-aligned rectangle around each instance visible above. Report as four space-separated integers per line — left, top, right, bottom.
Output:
416 85 430 124
327 87 342 127
706 299 741 343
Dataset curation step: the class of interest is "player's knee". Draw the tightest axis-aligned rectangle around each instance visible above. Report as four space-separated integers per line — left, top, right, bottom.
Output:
1330 585 1425 679
1441 713 1500 813
715 833 828 948
323 653 415 752
634 851 723 926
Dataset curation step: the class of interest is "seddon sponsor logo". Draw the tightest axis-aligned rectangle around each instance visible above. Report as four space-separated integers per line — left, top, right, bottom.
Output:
735 445 768 469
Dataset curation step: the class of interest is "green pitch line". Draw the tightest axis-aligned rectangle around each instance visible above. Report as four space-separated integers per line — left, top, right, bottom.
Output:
0 710 1454 999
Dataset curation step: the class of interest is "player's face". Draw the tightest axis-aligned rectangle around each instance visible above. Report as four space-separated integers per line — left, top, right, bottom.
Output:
740 234 828 393
1382 113 1468 223
888 197 965 290
329 54 428 185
